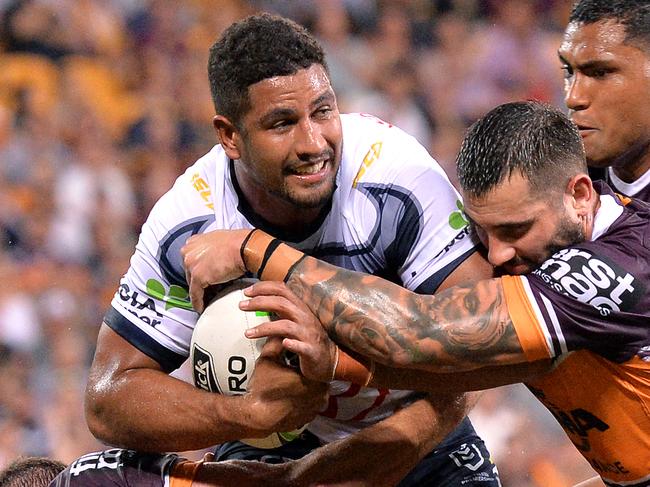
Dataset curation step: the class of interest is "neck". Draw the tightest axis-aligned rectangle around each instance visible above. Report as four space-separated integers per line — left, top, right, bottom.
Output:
610 142 650 183
233 163 324 231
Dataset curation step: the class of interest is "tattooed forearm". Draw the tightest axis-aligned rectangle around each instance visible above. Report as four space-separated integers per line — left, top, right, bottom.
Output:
285 257 527 372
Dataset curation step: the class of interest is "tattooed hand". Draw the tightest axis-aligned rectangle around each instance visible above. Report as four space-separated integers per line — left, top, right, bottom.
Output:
242 281 338 383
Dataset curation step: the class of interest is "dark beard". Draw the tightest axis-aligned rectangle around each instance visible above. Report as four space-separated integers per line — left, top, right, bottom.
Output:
541 217 585 263
497 218 586 276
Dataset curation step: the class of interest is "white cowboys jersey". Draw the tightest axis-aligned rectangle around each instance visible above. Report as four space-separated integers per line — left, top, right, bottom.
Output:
106 113 478 443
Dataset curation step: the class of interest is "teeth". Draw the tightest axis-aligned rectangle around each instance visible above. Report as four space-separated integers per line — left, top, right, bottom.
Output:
292 161 326 175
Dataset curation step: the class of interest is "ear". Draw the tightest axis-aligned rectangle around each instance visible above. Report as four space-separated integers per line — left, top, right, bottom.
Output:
566 173 594 216
213 115 242 160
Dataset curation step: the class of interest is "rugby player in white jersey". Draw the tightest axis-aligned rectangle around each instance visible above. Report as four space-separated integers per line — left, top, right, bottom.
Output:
85 13 500 486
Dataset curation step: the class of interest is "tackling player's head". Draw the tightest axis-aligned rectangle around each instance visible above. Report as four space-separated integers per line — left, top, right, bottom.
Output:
0 457 66 487
559 0 650 174
207 14 343 222
457 101 593 275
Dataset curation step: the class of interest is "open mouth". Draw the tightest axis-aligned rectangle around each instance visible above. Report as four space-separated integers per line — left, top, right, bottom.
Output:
289 160 328 176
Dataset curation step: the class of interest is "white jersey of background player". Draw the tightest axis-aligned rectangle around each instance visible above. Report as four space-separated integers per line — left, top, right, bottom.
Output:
106 113 477 443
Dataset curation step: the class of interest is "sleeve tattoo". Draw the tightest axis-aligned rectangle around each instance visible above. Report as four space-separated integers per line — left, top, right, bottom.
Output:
285 257 527 372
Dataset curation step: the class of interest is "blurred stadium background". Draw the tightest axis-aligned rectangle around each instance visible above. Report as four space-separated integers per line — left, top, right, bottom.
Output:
0 0 597 484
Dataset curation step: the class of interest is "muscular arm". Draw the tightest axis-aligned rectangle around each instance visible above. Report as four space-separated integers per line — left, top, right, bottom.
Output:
369 359 553 393
288 261 523 371
189 394 478 487
233 230 528 372
286 394 479 487
85 324 325 452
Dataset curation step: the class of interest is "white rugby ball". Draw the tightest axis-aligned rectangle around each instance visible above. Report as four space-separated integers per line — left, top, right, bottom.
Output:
190 278 306 449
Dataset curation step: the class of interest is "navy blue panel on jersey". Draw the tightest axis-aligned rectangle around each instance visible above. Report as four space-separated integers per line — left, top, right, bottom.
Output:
104 307 186 372
414 247 477 294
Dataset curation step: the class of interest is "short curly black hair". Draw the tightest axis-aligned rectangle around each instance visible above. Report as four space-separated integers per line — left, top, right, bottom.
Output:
569 0 650 50
208 13 328 126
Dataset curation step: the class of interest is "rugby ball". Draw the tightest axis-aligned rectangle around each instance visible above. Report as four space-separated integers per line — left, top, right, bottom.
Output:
190 278 306 449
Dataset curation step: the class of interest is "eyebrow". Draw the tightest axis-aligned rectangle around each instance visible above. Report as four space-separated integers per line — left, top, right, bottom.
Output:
259 108 296 126
467 214 534 232
311 91 335 108
258 90 335 127
557 53 616 71
492 219 535 232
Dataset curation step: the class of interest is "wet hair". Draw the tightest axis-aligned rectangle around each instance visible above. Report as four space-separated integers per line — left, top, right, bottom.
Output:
208 13 328 127
0 457 66 487
457 101 587 199
569 0 650 50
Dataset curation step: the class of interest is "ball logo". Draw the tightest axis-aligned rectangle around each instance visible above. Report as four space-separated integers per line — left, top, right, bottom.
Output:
534 247 642 312
192 344 220 393
227 356 248 394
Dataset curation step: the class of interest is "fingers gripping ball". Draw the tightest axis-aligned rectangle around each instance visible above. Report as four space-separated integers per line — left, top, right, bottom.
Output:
190 278 306 449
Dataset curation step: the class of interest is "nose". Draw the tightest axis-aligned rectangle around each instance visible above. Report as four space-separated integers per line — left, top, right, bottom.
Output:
295 119 327 157
486 237 516 268
564 74 590 112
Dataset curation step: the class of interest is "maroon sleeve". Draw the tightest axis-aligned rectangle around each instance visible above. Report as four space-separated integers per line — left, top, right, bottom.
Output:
50 449 181 486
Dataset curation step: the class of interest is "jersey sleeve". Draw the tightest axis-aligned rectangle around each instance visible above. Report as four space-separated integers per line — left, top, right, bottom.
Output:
357 119 478 293
50 449 182 486
104 162 218 372
501 245 648 363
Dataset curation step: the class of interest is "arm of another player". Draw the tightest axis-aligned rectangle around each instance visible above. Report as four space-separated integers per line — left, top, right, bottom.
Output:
241 280 551 391
183 229 546 372
85 323 327 452
174 391 476 487
286 393 479 487
193 395 473 487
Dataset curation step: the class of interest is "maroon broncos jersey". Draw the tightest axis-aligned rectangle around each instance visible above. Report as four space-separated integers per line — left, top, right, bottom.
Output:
500 182 650 485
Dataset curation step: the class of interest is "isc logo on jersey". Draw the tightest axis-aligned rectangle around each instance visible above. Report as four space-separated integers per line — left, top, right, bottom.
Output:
533 248 643 314
190 279 306 448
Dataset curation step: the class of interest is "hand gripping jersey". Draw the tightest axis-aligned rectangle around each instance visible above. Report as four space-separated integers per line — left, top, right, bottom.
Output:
50 449 195 486
500 183 650 486
105 113 478 444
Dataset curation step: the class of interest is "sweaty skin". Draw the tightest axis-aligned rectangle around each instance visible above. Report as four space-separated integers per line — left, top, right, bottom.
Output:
275 254 522 372
183 229 527 373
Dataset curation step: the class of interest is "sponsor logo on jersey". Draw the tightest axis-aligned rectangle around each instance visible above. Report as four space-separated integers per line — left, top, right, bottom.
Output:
434 226 471 259
353 141 383 187
532 247 643 314
69 448 123 476
529 385 611 455
145 278 193 311
191 173 214 210
449 199 469 230
118 283 163 327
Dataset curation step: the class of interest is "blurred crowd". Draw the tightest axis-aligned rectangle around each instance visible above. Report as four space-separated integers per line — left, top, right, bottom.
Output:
0 0 597 484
